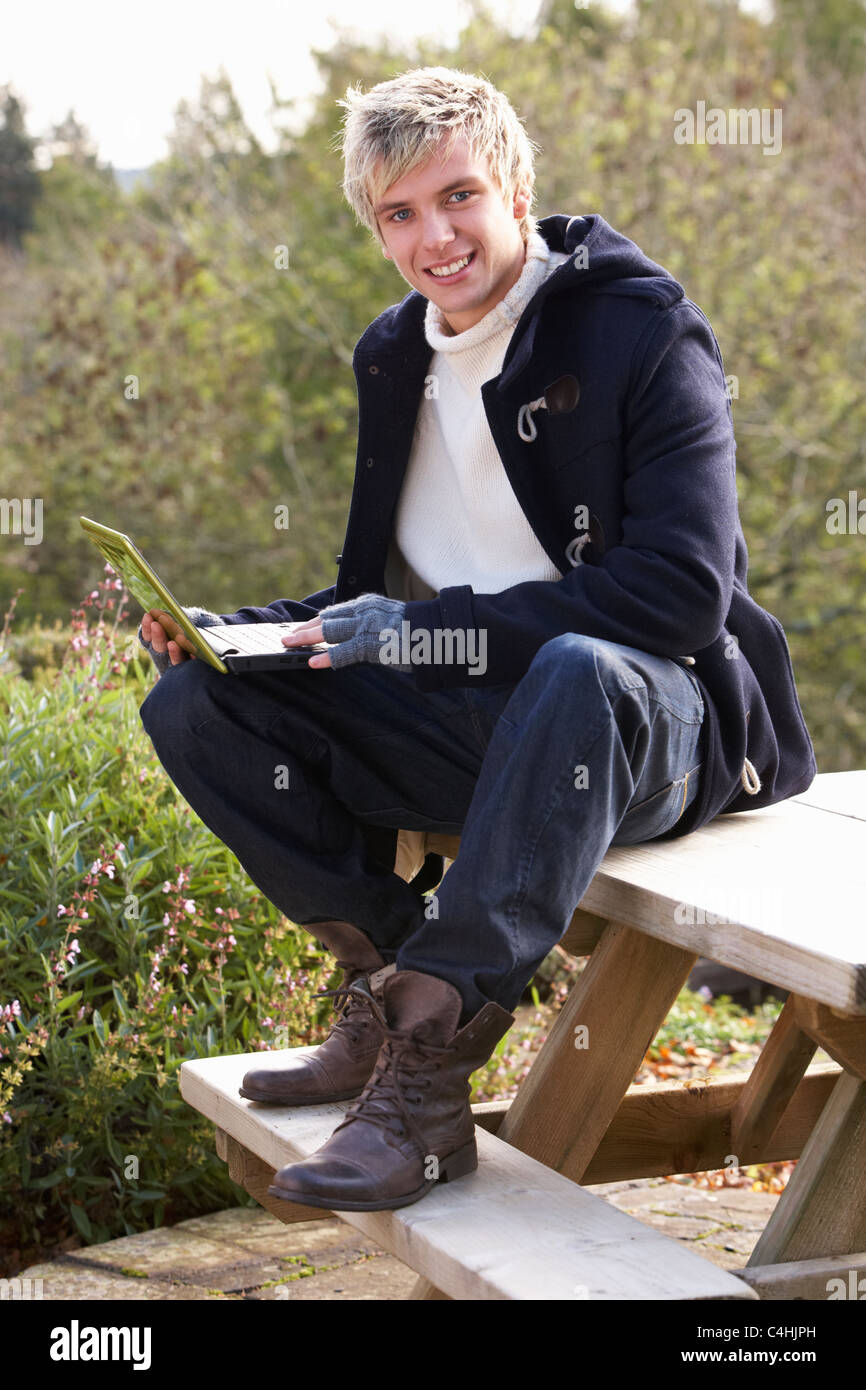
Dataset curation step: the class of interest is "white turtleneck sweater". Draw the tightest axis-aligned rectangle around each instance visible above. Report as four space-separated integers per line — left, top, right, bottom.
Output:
384 230 572 603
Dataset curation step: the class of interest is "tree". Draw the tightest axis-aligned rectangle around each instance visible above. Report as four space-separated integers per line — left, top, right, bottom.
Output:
0 88 41 251
28 110 120 252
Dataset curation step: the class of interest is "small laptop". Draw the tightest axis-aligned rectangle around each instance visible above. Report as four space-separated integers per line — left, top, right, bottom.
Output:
79 516 330 675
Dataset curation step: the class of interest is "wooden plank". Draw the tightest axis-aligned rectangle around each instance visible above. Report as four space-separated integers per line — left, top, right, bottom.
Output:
497 921 698 1181
576 795 866 1014
748 1072 866 1264
424 833 461 861
180 1051 756 1301
471 1101 508 1133
734 1250 866 1300
408 1276 451 1300
393 829 429 883
474 1064 841 1180
560 908 607 957
731 998 818 1162
791 995 866 1081
582 1063 839 1183
215 1127 326 1225
792 771 866 820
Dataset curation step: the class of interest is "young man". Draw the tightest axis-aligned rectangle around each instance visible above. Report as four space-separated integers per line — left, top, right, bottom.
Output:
139 67 816 1212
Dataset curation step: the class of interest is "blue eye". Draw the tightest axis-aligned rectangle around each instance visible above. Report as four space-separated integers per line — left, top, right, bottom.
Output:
390 209 411 222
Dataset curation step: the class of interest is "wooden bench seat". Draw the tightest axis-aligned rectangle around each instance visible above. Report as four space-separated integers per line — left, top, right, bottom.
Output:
179 1051 757 1301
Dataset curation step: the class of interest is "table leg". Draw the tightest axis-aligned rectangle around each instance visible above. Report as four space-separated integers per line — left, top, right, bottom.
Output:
747 1071 866 1264
497 920 698 1182
731 997 818 1163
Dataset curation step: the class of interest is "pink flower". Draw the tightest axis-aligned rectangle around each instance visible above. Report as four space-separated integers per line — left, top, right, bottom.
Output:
183 899 195 913
57 905 68 917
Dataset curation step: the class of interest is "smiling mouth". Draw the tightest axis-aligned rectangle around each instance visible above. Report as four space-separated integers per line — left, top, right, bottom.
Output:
425 251 476 280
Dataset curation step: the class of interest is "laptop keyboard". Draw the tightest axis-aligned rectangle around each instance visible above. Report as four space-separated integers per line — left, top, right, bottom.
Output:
208 624 323 654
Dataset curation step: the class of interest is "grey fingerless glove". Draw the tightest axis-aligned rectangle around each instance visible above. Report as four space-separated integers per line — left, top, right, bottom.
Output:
318 593 409 671
137 606 221 676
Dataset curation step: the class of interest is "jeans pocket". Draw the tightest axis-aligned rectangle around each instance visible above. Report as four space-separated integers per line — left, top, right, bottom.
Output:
613 762 703 846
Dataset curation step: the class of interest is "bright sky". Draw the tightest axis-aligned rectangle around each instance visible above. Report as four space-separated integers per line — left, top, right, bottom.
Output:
4 0 773 169
1 0 546 167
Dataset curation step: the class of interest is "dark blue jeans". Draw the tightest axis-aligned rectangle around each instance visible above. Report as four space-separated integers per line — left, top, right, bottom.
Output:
139 632 704 1022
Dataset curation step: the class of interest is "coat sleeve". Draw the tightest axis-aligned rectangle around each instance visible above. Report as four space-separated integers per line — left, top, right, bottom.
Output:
405 302 738 689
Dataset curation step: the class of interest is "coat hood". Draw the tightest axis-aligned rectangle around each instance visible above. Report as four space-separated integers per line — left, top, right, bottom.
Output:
536 213 685 307
496 213 686 391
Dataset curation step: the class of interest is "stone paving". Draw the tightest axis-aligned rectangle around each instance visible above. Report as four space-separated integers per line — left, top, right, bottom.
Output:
18 1178 778 1300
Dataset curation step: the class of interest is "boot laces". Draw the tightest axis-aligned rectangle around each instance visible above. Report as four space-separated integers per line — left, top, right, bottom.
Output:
314 960 381 1045
333 980 455 1157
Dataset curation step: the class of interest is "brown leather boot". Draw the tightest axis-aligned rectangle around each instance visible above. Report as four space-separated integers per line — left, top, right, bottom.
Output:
239 920 395 1105
267 969 514 1210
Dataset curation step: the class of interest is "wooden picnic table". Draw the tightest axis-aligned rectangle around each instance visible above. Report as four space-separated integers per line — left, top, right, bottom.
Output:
181 770 866 1299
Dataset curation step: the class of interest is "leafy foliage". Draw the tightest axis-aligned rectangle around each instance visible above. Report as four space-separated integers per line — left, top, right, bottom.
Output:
0 578 333 1268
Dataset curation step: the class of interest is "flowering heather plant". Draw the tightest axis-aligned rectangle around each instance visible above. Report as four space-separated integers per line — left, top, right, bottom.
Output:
0 580 333 1273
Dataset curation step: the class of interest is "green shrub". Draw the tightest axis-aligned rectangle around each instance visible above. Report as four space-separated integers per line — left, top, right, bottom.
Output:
0 575 332 1262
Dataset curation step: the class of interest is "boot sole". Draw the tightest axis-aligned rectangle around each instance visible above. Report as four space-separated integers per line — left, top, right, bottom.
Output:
267 1137 478 1211
238 1085 364 1105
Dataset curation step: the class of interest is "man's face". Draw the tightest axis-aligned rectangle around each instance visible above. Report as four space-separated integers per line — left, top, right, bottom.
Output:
373 135 531 335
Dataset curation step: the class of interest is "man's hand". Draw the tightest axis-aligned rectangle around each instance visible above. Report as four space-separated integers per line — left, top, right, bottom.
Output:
281 617 332 668
141 609 199 670
281 593 408 670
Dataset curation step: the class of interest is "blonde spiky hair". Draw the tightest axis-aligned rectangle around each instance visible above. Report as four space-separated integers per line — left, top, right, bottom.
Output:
336 66 540 246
